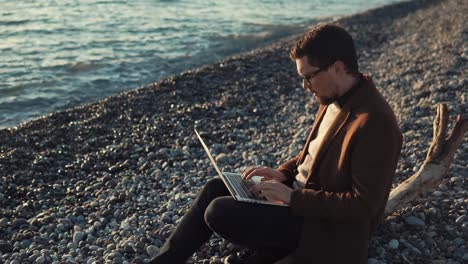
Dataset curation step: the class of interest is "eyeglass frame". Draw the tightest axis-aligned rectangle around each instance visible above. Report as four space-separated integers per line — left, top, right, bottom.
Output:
300 62 333 85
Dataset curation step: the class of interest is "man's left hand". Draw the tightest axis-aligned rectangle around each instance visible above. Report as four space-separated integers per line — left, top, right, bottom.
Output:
250 180 293 205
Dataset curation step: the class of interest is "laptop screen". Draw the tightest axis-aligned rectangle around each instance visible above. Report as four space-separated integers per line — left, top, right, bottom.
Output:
194 129 226 180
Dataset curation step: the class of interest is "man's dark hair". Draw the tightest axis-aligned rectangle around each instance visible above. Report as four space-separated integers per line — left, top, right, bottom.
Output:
290 23 359 74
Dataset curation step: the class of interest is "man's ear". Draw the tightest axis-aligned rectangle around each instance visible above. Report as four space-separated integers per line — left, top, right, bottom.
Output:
333 60 346 75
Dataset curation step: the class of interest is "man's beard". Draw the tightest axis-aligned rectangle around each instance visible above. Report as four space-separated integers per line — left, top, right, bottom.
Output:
314 94 337 105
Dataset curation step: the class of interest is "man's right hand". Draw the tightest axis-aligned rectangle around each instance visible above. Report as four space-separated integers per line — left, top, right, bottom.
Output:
241 166 287 183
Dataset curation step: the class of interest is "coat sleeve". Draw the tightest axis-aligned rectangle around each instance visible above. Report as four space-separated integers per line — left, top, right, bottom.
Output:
289 118 403 221
277 150 303 187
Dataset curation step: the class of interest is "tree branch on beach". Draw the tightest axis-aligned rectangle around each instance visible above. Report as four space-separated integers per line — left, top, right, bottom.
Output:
385 103 468 216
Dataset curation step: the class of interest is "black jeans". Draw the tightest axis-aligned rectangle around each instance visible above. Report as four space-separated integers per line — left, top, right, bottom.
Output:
151 177 303 264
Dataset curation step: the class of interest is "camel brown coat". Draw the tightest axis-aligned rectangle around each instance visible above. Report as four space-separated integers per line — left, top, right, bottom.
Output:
276 75 403 264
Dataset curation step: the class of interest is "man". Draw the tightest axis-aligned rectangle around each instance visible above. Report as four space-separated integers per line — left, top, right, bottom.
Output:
149 23 403 264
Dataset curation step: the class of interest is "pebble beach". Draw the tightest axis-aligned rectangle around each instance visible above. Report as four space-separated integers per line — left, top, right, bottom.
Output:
0 0 467 263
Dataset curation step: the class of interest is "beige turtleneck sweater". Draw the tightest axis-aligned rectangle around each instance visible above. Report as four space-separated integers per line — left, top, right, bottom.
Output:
293 102 341 189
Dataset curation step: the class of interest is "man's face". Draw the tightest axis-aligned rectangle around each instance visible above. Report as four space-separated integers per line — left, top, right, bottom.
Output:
296 56 339 105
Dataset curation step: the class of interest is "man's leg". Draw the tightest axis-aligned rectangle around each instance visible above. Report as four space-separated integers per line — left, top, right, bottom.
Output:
150 177 230 264
204 196 303 263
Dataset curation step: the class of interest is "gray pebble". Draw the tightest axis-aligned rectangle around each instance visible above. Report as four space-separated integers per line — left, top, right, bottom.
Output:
215 153 227 163
36 256 46 264
73 231 84 244
0 218 8 228
57 223 65 231
89 245 100 251
388 239 399 249
405 216 425 227
453 237 464 247
21 239 31 249
455 215 466 224
0 241 13 252
463 253 468 261
166 201 176 211
146 245 159 258
12 218 29 228
121 223 130 231
132 257 145 264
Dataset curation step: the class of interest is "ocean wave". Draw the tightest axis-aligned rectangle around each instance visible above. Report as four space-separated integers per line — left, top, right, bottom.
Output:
0 19 30 26
68 62 102 73
204 22 310 55
0 83 31 96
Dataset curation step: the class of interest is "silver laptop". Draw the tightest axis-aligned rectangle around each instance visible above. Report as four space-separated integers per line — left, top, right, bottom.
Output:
194 129 289 207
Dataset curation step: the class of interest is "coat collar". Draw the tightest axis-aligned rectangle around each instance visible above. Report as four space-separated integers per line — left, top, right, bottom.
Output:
296 74 375 171
336 73 366 108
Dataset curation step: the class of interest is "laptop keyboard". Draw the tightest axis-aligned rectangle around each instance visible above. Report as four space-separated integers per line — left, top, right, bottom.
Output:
226 174 255 199
221 172 288 207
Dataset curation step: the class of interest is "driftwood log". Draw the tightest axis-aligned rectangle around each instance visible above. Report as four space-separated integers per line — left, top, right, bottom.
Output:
385 103 468 215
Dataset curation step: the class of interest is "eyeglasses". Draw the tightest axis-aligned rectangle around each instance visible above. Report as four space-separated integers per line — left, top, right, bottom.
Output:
301 68 325 85
300 64 331 85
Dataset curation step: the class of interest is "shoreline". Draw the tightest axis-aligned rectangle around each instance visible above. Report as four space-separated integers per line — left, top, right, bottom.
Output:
1 0 467 263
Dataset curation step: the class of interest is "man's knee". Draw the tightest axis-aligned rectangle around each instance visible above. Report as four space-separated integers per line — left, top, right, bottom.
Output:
204 177 225 190
204 197 233 232
201 177 227 198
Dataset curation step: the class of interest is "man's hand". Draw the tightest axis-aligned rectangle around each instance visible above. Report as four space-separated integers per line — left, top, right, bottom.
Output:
250 180 293 205
242 166 287 182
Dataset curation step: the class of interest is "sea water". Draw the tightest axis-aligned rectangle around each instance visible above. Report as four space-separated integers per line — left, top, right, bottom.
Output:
0 0 398 128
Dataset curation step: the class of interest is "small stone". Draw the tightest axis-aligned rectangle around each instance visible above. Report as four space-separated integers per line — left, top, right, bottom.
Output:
226 243 235 251
162 212 171 222
67 196 76 203
388 239 399 249
12 218 29 228
109 165 120 173
0 241 13 252
89 245 100 251
455 215 466 224
131 257 145 264
165 201 175 211
432 191 443 197
73 231 84 244
449 176 459 183
66 258 78 264
0 218 8 228
21 239 31 249
215 153 227 163
74 255 83 263
405 216 425 227
428 207 438 216
181 160 192 168
367 258 379 264
57 224 65 231
107 243 116 250
67 242 76 250
453 238 464 246
146 245 159 258
462 253 468 261
36 256 46 264
122 223 130 231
